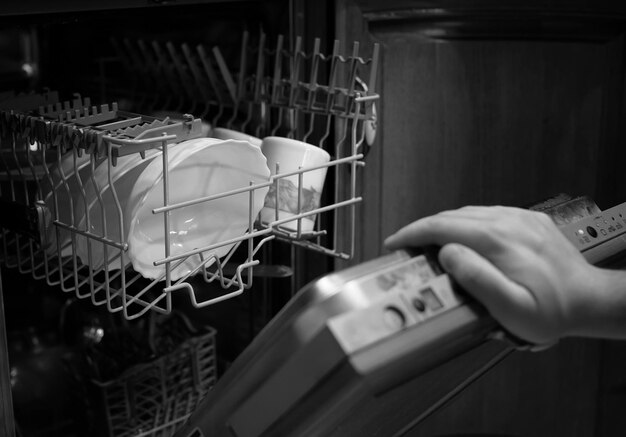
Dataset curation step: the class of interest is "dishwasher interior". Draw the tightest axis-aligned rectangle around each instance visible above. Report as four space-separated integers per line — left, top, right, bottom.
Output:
0 3 380 436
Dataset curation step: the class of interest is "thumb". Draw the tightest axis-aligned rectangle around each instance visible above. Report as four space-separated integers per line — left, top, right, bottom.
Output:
438 243 535 340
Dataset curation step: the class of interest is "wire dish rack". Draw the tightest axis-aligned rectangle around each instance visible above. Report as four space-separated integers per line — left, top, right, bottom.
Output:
95 330 216 437
0 35 380 319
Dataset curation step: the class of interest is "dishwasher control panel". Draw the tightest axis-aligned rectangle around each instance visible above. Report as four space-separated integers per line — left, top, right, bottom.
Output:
559 201 626 263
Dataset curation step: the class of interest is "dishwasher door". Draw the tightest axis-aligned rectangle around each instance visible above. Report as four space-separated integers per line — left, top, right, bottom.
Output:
174 196 626 437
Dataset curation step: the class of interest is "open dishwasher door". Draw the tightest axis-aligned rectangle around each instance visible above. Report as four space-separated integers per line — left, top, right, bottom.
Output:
174 196 626 437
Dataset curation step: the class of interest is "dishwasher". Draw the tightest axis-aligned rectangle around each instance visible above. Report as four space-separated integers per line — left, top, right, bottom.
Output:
1 3 626 437
0 2 380 436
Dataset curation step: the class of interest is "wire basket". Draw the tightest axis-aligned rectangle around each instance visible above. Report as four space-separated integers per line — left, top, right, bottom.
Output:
93 327 217 437
0 34 380 319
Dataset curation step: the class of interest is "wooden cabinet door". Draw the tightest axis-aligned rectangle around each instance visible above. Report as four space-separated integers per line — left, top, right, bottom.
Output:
336 1 626 265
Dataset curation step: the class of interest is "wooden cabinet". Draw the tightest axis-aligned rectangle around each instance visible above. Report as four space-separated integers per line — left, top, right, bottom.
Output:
334 1 626 436
337 0 626 265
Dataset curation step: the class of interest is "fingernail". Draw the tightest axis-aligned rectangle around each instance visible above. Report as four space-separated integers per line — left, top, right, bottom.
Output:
383 235 396 248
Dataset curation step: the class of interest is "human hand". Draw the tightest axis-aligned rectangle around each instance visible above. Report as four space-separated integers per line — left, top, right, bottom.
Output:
384 206 603 346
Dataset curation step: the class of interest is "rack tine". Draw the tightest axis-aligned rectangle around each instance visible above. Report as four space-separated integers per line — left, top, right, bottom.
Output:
197 45 225 111
288 36 302 109
324 40 341 114
317 111 333 150
212 46 237 104
166 42 197 114
243 31 266 134
181 43 212 107
196 44 227 126
196 45 223 103
268 35 285 136
112 37 139 72
237 30 250 103
136 39 162 111
152 40 182 112
122 38 153 110
283 36 303 138
302 38 322 143
305 38 321 111
302 112 316 143
270 35 285 105
345 41 360 115
253 31 266 103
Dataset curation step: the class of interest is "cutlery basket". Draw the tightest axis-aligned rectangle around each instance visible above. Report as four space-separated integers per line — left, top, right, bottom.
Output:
92 326 217 437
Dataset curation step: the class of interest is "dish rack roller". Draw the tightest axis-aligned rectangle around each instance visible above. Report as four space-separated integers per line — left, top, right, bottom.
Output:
0 37 380 319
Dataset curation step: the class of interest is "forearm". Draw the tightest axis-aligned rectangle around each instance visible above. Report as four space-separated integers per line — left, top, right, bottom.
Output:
569 267 626 340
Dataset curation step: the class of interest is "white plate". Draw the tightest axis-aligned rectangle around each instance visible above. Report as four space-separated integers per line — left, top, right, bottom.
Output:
74 148 162 271
210 127 262 147
126 138 270 281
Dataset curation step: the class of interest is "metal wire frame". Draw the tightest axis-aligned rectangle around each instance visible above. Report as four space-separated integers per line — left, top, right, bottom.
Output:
0 33 379 320
111 32 379 135
0 117 274 319
0 108 371 319
93 327 217 437
239 35 380 258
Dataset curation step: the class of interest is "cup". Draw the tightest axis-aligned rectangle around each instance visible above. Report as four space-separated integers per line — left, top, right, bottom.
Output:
259 136 331 233
211 127 262 147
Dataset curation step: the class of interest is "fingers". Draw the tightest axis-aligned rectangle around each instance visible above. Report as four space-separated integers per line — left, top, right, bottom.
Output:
384 213 489 252
438 243 537 341
383 207 573 345
384 206 535 252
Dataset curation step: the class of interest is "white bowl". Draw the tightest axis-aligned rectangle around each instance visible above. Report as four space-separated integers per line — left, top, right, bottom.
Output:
126 138 270 281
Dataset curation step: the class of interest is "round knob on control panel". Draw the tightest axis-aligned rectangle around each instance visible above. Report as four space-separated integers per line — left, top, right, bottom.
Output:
412 298 426 312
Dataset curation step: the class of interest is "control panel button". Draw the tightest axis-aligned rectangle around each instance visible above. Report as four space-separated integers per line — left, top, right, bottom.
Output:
420 287 444 310
586 226 598 238
412 298 426 312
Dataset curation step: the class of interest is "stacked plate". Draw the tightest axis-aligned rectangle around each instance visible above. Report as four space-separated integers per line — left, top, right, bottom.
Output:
41 136 271 281
126 137 270 280
74 147 162 272
42 151 92 257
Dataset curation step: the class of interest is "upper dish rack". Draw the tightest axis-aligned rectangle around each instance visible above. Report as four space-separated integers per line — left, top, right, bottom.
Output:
0 35 380 319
